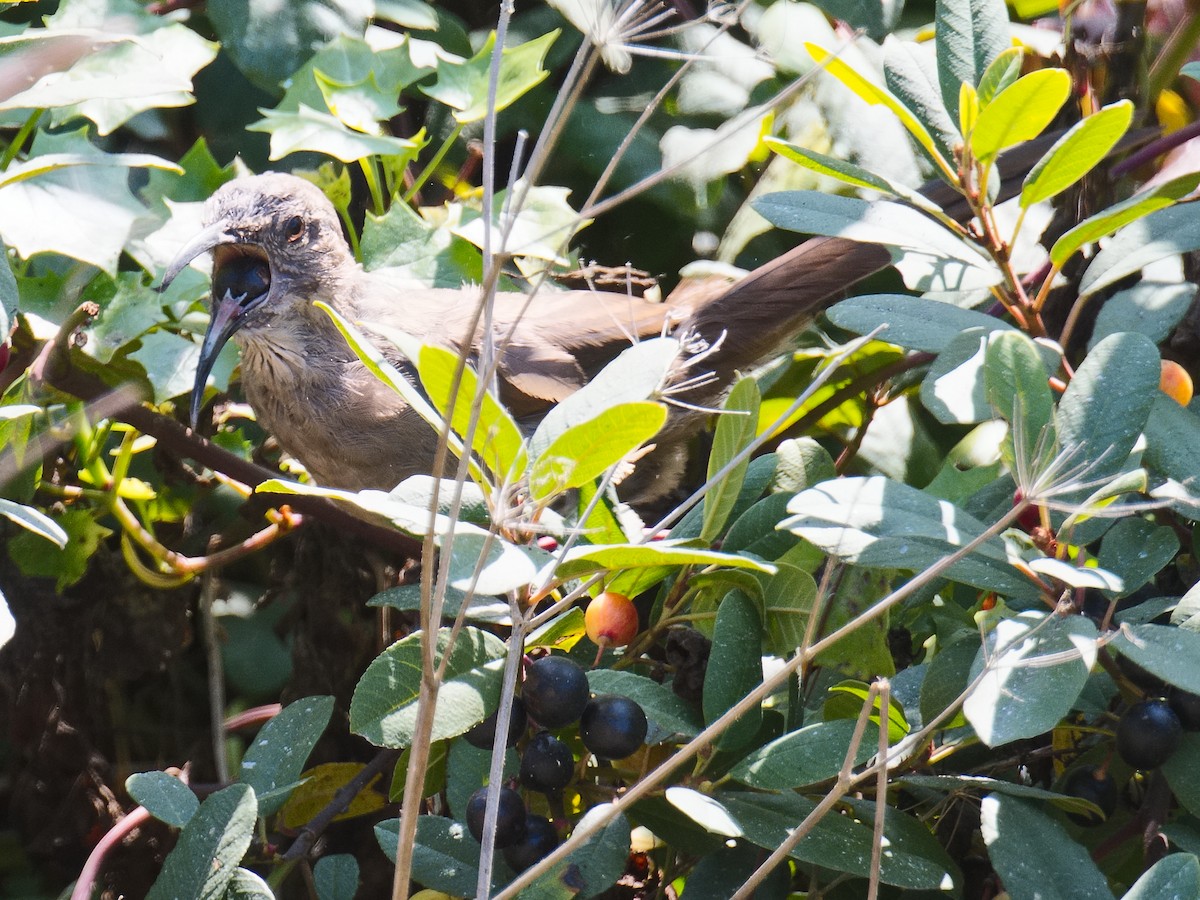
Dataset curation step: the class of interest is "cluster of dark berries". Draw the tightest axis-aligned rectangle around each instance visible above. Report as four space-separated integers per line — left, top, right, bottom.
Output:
461 654 649 870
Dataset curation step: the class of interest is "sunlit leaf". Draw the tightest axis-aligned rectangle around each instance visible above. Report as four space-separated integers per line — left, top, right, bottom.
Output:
421 30 557 124
1020 101 1133 208
530 401 665 501
970 69 1070 163
1052 172 1200 269
248 104 424 163
935 0 1010 121
350 627 507 748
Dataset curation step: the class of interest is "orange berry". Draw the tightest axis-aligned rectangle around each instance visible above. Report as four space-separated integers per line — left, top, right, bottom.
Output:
1160 360 1193 406
585 592 639 648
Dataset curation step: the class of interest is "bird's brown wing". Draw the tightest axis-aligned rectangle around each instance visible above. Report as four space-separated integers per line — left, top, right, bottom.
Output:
492 288 684 418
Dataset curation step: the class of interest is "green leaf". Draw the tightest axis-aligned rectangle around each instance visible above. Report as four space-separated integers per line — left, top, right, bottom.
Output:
920 329 997 425
146 784 258 900
703 591 762 751
675 844 791 899
1056 332 1160 482
531 338 680 460
1164 735 1200 817
980 794 1115 900
1092 281 1196 351
587 669 703 736
248 104 424 163
418 343 528 483
1123 854 1200 900
8 508 111 591
350 627 507 747
721 493 796 562
964 612 1096 747
443 531 548 596
129 330 202 405
1096 518 1178 599
901 773 1109 816
970 69 1070 164
421 30 558 124
805 42 953 176
807 0 898 39
976 47 1024 106
1145 395 1200 494
375 816 514 894
361 200 483 287
1052 172 1200 269
763 563 816 654
530 401 666 501
0 498 67 547
701 378 759 542
1080 199 1200 297
1020 101 1134 208
753 192 994 277
0 129 180 273
984 330 1056 473
555 541 776 581
765 137 940 210
1111 624 1200 695
527 606 586 653
226 868 273 898
240 696 334 816
208 0 372 93
125 771 199 828
523 804 630 900
40 25 217 136
781 475 1037 598
935 0 1010 122
826 680 909 741
720 791 958 889
277 34 432 121
882 38 962 164
919 634 978 725
773 437 837 494
729 719 877 789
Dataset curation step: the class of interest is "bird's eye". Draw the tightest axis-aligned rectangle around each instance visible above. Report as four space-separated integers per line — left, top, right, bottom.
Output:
285 215 305 242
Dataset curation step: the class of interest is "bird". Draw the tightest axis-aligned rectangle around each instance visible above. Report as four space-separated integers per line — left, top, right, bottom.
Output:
165 137 1075 502
161 172 904 501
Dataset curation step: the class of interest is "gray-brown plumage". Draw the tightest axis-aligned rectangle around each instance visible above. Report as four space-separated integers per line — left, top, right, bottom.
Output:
163 172 904 498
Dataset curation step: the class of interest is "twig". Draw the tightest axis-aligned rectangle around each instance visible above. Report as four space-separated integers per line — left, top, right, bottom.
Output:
71 806 153 900
200 555 228 784
285 749 401 862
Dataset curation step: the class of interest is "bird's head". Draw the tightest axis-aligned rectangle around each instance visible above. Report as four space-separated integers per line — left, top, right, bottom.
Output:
162 173 352 427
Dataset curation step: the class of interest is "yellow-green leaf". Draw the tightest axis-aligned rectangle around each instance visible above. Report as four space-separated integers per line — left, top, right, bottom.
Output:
1020 101 1134 208
1050 172 1200 268
970 69 1070 164
806 42 954 179
529 401 666 501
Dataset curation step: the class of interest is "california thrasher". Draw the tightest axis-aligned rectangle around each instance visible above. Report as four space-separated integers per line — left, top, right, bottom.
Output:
164 140 1064 498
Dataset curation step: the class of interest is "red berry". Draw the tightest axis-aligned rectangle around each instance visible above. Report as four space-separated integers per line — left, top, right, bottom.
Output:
585 592 639 648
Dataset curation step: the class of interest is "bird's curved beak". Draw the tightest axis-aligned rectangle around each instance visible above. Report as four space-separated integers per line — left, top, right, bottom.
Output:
163 219 272 429
161 219 234 292
190 289 245 429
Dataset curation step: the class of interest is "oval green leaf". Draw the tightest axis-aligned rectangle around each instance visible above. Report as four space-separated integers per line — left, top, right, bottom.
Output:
970 69 1070 164
350 626 507 747
1020 101 1133 208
